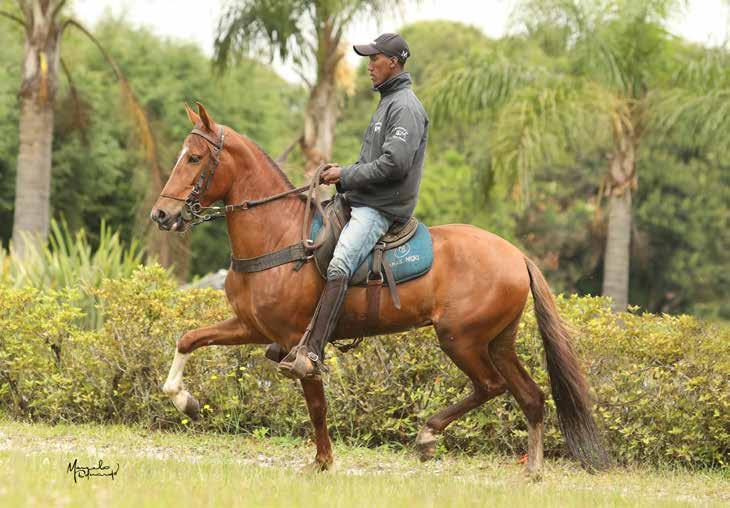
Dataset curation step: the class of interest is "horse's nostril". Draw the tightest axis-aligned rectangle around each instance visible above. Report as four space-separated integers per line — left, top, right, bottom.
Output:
151 209 169 224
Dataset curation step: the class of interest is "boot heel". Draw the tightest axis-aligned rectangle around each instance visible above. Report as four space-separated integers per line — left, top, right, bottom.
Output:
264 343 288 363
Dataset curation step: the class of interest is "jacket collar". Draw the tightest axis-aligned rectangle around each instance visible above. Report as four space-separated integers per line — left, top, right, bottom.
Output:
374 72 412 96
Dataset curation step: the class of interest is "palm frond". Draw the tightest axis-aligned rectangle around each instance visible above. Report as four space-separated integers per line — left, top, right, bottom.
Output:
650 45 730 151
671 46 730 91
428 52 542 123
490 77 612 203
213 0 308 72
62 19 160 185
650 88 730 153
514 0 685 96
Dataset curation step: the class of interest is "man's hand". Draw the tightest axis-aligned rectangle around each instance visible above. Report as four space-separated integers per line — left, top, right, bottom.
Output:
320 163 342 185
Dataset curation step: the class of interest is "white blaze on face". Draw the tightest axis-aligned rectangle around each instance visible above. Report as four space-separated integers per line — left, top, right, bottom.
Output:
170 145 189 176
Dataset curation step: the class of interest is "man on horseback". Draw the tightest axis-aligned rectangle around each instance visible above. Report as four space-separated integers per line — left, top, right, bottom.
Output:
279 33 430 380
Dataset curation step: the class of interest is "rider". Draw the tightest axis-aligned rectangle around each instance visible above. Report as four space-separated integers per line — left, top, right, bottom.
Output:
279 33 430 380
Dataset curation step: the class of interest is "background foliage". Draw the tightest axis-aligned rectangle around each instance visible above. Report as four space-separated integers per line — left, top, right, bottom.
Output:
0 16 304 276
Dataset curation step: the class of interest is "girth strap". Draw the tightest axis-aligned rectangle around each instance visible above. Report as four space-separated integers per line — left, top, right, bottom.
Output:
230 242 311 273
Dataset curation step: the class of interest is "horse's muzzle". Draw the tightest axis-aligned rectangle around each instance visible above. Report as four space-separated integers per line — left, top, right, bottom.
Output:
150 208 186 231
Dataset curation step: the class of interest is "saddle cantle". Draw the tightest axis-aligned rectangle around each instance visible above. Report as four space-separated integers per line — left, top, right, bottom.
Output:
309 194 434 322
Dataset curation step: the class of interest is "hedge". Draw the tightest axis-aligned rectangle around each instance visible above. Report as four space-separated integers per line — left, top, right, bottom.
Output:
0 265 727 468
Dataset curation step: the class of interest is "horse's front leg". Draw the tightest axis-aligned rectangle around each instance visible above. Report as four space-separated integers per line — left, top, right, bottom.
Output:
300 377 333 472
162 317 267 421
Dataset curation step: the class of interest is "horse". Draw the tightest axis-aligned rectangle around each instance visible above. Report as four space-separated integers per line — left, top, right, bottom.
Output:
151 102 607 476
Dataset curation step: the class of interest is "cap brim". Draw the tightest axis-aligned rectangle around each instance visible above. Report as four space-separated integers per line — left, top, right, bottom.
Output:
353 43 380 56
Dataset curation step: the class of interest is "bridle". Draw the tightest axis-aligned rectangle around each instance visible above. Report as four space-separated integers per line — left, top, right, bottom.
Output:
158 124 331 252
160 125 226 225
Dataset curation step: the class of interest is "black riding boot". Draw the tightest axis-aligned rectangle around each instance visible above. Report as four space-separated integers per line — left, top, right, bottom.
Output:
278 276 348 380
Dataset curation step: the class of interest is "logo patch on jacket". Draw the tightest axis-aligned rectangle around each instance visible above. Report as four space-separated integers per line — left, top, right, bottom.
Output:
393 126 408 142
373 122 382 133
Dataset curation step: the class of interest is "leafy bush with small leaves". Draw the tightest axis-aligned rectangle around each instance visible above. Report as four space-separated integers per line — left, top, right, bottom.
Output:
0 220 145 329
0 265 727 468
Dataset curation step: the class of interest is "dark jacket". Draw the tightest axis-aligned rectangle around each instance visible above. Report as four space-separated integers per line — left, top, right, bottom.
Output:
337 72 429 222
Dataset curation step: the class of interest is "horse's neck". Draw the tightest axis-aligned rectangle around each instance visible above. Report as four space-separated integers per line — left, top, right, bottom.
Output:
224 139 306 259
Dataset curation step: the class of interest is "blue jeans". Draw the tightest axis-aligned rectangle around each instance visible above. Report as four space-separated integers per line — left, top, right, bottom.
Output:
327 205 393 280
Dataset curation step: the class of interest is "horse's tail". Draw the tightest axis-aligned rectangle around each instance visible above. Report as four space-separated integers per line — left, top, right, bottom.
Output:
524 257 609 471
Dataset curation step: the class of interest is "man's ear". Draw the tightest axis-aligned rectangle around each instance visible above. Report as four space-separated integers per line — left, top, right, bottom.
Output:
196 102 217 132
184 102 200 126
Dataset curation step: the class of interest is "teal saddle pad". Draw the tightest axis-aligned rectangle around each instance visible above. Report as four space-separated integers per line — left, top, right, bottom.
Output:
310 212 434 285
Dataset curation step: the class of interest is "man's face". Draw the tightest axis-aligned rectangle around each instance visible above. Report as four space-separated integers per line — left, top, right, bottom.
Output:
368 53 399 86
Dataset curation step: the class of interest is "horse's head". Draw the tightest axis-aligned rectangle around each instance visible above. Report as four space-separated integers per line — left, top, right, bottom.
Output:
150 102 232 231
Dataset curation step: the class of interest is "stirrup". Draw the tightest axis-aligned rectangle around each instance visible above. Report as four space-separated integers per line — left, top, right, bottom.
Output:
278 345 322 380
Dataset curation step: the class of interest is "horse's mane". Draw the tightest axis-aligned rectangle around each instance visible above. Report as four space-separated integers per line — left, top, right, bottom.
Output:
240 132 295 190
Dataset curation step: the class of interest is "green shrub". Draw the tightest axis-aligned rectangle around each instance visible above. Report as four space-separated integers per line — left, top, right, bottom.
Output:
0 265 727 468
0 220 146 328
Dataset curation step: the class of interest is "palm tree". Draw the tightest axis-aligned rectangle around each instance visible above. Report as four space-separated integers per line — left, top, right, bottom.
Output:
0 1 166 264
432 0 730 311
214 0 412 177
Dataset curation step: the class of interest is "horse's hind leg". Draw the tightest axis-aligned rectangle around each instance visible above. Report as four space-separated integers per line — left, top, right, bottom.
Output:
489 318 546 478
162 317 267 421
299 377 333 472
415 334 507 461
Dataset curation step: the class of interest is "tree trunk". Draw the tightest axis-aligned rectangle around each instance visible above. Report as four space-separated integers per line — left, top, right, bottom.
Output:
301 77 338 175
13 96 54 257
11 1 62 258
300 17 342 180
602 190 632 312
601 132 637 312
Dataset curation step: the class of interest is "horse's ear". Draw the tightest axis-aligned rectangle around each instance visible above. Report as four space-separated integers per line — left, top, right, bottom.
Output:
195 101 216 131
184 102 200 126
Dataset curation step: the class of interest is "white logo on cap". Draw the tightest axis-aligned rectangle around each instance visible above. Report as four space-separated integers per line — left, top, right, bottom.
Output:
401 50 408 59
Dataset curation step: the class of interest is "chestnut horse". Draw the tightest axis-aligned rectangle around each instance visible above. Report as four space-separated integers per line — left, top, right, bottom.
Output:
152 103 607 475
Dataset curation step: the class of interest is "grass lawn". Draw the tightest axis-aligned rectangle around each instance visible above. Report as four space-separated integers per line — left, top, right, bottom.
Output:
0 419 727 507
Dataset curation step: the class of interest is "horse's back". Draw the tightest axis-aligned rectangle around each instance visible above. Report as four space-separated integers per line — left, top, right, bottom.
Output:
425 223 531 335
429 223 529 277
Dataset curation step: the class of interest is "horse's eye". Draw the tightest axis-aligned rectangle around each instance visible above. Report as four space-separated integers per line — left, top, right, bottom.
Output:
188 155 201 164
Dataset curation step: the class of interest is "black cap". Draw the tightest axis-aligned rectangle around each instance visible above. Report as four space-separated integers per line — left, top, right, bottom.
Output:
354 33 410 63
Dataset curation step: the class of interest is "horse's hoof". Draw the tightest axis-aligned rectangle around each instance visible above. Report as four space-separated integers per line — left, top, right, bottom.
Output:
300 459 333 474
415 426 439 462
183 394 200 422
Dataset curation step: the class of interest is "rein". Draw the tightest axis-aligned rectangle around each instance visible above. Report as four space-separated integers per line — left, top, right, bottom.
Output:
161 125 331 267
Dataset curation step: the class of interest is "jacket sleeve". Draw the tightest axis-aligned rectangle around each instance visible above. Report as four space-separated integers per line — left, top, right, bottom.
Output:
338 104 423 190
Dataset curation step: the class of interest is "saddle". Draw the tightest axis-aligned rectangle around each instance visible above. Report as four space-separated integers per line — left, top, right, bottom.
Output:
230 192 432 326
311 194 419 324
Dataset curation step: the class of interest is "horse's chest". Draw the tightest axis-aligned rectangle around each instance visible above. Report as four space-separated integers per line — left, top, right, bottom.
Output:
225 270 316 339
